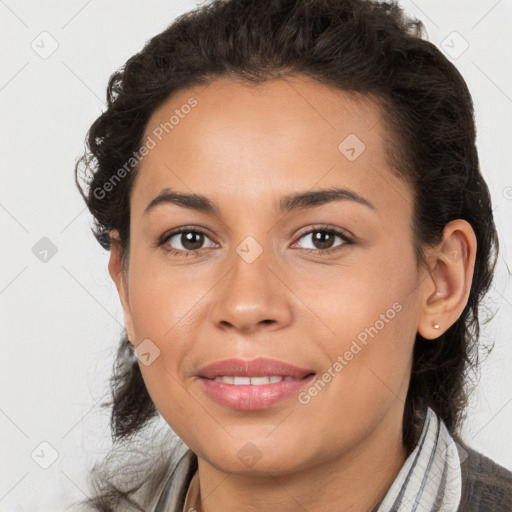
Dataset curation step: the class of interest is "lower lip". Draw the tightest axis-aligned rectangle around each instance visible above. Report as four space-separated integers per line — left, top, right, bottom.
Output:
198 375 316 410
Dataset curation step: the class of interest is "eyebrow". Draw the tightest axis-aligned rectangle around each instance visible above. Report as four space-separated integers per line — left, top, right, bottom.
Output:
144 186 376 216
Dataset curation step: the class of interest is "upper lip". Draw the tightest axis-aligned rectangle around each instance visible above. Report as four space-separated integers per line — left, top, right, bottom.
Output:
197 358 315 379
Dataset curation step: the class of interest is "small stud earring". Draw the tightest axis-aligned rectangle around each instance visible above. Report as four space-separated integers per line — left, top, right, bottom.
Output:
433 323 440 329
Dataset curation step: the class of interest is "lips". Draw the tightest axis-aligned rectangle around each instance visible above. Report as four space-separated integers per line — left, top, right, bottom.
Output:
196 358 316 410
197 357 315 380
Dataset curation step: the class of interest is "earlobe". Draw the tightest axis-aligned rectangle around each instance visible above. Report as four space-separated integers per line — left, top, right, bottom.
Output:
108 231 136 344
417 219 477 340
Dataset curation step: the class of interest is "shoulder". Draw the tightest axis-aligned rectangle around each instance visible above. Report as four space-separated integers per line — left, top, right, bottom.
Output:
454 436 512 512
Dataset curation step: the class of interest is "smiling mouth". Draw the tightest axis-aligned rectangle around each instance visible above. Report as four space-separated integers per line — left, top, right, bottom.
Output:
198 372 317 410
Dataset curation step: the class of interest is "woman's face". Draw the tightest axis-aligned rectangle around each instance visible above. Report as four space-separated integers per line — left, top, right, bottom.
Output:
110 76 429 475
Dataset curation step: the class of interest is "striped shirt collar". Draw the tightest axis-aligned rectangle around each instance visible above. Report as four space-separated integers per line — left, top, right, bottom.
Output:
375 405 462 511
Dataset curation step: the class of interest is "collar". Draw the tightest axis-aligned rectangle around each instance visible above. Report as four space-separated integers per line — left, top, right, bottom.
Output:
375 405 462 511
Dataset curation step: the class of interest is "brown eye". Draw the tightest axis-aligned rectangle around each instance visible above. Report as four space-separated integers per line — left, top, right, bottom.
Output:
178 231 205 251
161 229 215 254
295 228 350 252
310 231 336 250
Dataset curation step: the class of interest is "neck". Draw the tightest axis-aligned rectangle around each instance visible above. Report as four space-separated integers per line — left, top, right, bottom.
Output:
193 402 409 512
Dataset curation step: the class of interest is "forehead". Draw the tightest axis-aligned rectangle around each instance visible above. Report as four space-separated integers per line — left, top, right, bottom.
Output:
132 76 412 219
143 76 384 159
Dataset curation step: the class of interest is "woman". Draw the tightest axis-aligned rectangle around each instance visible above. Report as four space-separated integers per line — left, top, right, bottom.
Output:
72 0 512 510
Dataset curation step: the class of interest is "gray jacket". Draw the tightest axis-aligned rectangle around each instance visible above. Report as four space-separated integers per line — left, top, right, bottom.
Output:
454 435 512 511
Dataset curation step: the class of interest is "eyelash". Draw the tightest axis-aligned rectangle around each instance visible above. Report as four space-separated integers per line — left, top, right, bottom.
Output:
156 224 354 258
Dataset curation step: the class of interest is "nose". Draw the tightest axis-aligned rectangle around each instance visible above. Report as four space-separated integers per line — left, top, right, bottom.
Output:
210 244 293 335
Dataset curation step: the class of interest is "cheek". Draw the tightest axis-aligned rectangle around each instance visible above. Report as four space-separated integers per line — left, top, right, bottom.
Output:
306 239 417 339
127 250 208 340
138 359 195 443
307 241 419 392
126 255 213 412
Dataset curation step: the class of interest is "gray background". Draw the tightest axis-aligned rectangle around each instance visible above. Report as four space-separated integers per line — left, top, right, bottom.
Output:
1 0 511 510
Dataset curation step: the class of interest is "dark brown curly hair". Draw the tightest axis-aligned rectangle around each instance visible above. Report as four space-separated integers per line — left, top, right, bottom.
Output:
72 0 500 509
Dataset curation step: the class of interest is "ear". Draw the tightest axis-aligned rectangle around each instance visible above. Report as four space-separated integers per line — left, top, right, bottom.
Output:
108 231 136 344
417 219 477 340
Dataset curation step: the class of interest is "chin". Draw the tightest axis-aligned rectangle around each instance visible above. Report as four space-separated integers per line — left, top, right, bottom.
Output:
196 440 311 477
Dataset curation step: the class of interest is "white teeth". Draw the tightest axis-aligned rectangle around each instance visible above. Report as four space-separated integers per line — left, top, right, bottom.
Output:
212 376 296 385
218 376 234 384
